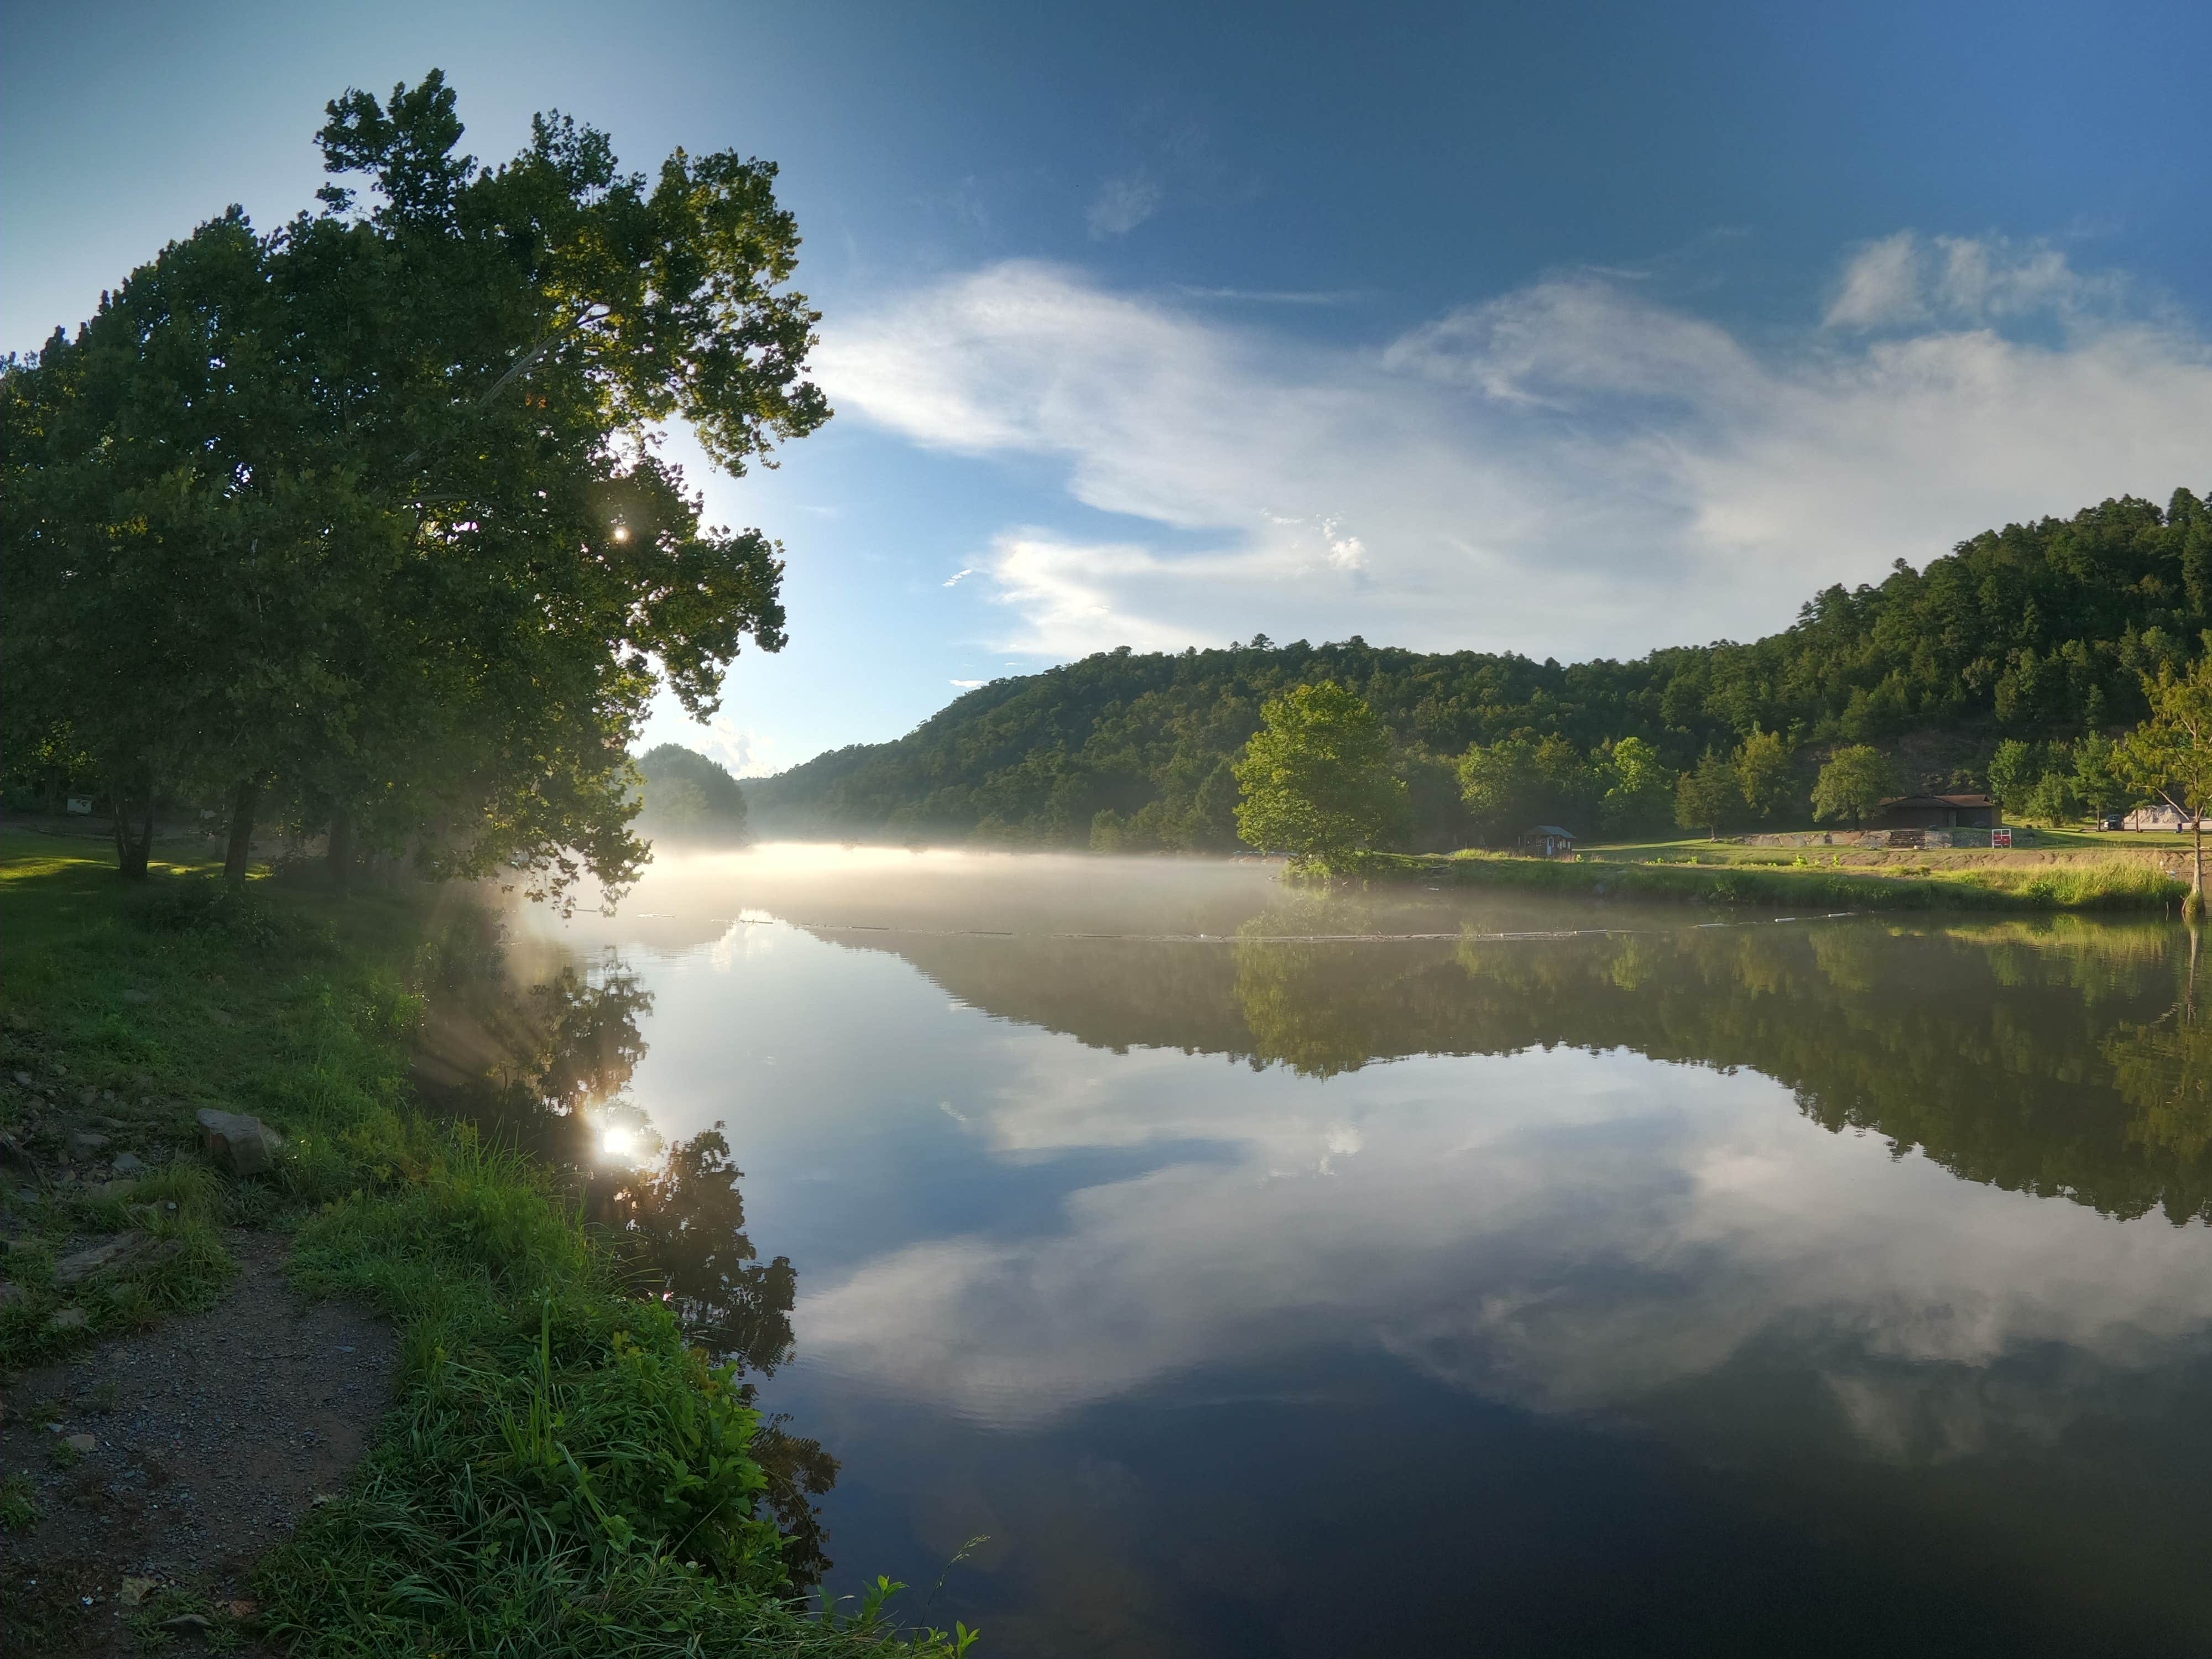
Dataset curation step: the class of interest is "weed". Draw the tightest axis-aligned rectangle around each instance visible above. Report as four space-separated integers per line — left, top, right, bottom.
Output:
0 1473 38 1532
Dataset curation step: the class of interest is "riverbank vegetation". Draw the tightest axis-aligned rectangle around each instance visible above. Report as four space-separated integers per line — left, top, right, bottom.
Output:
0 833 975 1655
1345 847 2189 912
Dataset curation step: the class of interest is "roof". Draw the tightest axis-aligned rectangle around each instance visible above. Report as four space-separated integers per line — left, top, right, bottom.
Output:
1876 793 1995 808
1525 825 1578 838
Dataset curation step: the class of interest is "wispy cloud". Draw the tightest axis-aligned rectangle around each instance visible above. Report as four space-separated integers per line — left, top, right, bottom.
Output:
1823 230 2133 331
1086 175 1160 239
1171 285 1366 306
812 246 2212 664
949 678 984 688
942 567 978 587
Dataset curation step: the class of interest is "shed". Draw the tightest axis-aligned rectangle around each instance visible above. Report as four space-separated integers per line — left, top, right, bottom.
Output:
1867 792 2000 831
1519 825 1577 857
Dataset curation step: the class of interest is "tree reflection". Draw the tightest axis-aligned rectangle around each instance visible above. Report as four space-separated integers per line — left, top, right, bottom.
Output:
412 932 839 1583
2106 929 2212 1168
857 904 2212 1225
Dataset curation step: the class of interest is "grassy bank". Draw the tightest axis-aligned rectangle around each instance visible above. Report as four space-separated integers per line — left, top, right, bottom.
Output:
1345 847 2191 911
0 832 975 1656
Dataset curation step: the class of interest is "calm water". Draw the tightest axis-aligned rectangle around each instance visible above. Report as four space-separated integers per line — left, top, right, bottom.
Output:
511 847 2211 1658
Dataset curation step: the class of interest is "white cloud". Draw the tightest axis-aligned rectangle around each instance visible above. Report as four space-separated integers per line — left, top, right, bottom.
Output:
949 678 983 688
635 711 780 779
1824 231 2135 332
811 244 2212 663
795 1040 2212 1444
942 567 977 587
1085 175 1160 239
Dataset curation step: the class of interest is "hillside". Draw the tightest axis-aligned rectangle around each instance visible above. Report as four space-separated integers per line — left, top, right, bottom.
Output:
749 490 2210 847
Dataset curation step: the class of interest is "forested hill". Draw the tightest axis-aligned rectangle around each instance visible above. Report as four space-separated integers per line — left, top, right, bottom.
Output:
749 490 2210 846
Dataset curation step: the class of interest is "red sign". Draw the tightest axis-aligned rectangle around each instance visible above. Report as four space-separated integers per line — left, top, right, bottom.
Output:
1991 828 2013 848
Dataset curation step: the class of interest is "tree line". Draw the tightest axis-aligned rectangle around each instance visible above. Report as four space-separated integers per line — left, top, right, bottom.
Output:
3 72 825 904
749 490 2208 849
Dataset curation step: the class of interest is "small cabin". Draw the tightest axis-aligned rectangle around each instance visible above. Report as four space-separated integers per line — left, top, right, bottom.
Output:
1866 792 2000 831
1519 825 1577 858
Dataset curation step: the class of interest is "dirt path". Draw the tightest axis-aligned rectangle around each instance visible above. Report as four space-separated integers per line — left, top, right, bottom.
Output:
1 1230 397 1656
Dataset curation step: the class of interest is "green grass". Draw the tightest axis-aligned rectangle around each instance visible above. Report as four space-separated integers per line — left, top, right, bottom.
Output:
1343 847 2190 911
0 831 979 1656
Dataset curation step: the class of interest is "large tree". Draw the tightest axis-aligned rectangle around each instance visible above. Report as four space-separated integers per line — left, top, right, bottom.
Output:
1811 745 1896 830
1234 682 1410 865
2 71 827 900
2118 652 2211 917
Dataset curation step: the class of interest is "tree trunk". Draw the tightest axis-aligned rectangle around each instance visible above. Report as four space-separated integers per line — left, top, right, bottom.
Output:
327 808 353 891
224 778 260 887
113 779 155 881
2189 816 2205 922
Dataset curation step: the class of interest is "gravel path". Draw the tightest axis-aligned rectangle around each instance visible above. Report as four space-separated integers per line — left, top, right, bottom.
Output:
1 1230 396 1656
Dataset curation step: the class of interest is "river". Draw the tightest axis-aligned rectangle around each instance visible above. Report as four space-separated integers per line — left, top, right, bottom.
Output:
510 845 2211 1657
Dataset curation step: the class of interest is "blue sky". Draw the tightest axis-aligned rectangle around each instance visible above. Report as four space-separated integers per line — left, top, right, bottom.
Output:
6 0 2209 775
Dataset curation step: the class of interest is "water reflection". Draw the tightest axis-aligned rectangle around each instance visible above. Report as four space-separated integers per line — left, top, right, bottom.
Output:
530 851 2212 1655
410 919 837 1583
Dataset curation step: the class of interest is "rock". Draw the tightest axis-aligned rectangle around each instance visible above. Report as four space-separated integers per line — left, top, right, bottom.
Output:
48 1307 88 1332
121 988 156 1005
160 1614 212 1633
110 1151 149 1177
196 1109 282 1177
206 1009 236 1027
65 1432 97 1453
54 1232 145 1286
119 1577 158 1606
0 1282 23 1309
70 1130 111 1156
227 1599 259 1619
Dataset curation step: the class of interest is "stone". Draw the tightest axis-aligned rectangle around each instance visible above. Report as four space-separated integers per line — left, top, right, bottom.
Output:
0 1282 23 1310
65 1432 97 1453
196 1109 283 1177
54 1232 145 1286
121 988 156 1005
161 1614 212 1633
70 1130 111 1156
48 1307 88 1332
119 1577 158 1607
110 1151 150 1177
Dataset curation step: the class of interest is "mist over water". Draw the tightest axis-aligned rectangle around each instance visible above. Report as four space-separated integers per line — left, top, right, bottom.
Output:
518 846 2212 1657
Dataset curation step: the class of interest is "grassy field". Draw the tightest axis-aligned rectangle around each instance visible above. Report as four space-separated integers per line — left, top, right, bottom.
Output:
0 830 976 1657
1578 827 2199 865
1351 842 2194 911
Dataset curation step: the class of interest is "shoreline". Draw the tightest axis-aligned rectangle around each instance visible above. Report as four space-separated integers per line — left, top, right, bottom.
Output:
1337 849 2192 912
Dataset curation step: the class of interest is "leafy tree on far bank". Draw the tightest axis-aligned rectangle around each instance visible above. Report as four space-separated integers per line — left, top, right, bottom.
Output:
2118 651 2212 916
1599 737 1677 836
1812 745 1896 828
1234 683 1410 864
1676 750 1738 839
1735 728 1796 823
1987 739 2042 816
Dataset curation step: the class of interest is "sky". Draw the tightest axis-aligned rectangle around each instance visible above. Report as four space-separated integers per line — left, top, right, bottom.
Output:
5 0 2209 775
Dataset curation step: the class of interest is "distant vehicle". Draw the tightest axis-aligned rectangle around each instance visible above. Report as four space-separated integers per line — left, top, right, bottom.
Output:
2098 815 2127 831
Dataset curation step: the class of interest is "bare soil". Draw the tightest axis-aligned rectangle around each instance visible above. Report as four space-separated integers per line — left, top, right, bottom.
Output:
0 1232 396 1656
